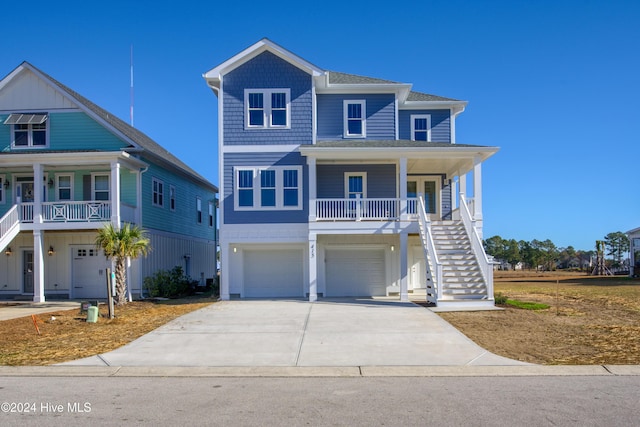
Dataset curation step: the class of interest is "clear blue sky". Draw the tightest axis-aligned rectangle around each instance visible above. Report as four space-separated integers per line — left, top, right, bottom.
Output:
3 0 638 251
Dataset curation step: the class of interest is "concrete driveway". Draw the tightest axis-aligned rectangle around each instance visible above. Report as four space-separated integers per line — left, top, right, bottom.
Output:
63 298 528 367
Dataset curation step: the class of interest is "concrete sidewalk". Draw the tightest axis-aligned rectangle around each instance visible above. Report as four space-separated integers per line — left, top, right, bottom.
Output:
62 298 529 367
0 301 80 321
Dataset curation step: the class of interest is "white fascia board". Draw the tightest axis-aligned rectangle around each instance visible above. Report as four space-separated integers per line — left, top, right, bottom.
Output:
299 146 499 162
0 151 148 168
203 38 324 81
0 63 27 92
399 100 468 110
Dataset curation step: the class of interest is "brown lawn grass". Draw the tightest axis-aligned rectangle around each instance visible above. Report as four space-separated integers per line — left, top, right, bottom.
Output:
438 271 640 365
0 296 214 366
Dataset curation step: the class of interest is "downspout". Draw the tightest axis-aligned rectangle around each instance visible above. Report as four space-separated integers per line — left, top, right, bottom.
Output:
450 104 466 144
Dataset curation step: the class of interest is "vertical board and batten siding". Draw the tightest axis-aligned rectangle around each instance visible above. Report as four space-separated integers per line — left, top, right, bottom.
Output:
223 51 313 146
398 110 451 142
140 162 216 241
223 151 308 224
317 164 397 198
142 231 216 285
316 94 396 140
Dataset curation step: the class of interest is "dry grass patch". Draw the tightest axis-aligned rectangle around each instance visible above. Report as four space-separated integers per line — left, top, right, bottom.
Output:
0 297 215 366
438 272 640 365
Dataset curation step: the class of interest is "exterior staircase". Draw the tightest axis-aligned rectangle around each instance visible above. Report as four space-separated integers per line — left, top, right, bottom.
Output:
430 220 488 302
0 205 20 253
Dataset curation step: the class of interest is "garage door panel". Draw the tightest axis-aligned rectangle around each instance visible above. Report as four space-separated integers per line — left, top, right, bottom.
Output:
325 248 385 297
244 249 303 297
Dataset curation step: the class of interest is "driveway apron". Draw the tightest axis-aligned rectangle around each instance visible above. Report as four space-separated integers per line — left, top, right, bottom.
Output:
64 299 527 367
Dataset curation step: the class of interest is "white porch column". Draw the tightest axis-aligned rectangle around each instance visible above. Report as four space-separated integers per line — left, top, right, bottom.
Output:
399 157 407 220
110 161 121 227
473 156 483 220
459 172 467 208
308 157 317 221
451 177 458 211
32 163 43 224
219 241 230 300
400 232 408 302
308 232 317 302
33 230 45 302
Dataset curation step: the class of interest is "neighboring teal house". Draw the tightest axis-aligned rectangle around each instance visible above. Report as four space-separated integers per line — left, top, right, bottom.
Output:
0 62 218 302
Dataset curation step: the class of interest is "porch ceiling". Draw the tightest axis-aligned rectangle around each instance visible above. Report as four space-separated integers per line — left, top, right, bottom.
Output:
299 140 499 176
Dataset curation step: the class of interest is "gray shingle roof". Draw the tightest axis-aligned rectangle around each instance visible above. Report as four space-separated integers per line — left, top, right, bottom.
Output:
327 71 460 102
23 62 216 190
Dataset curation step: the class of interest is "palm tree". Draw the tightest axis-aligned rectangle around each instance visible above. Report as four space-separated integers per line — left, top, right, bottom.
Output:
95 223 150 305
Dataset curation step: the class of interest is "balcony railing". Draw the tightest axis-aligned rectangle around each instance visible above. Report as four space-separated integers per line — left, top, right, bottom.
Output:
19 201 112 223
316 197 420 221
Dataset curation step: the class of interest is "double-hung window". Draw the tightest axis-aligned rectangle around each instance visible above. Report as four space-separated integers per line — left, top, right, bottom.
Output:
92 174 109 201
4 113 48 148
235 166 302 210
343 100 366 138
169 185 176 211
245 89 290 129
196 197 202 223
208 201 214 227
411 114 431 141
56 174 73 201
152 178 164 207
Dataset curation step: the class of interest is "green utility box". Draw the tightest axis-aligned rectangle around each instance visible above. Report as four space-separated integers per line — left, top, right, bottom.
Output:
87 306 99 323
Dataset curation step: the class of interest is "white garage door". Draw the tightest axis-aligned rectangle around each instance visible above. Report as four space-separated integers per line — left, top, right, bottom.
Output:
325 248 386 297
244 249 303 297
72 246 110 299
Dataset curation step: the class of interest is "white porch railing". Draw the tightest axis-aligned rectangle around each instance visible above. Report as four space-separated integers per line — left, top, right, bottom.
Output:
316 197 400 221
0 205 20 251
459 194 493 300
20 201 112 223
418 195 441 304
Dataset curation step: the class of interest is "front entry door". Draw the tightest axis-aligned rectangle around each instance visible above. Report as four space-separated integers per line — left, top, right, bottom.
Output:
19 181 35 203
407 178 440 218
410 246 427 290
23 250 34 294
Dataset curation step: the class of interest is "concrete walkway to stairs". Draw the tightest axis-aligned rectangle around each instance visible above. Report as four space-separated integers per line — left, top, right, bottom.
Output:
59 298 528 367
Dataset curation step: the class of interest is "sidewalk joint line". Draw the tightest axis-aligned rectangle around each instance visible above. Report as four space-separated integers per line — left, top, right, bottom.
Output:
295 303 313 366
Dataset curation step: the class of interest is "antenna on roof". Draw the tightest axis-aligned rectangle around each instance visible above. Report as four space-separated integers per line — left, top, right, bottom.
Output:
130 44 134 127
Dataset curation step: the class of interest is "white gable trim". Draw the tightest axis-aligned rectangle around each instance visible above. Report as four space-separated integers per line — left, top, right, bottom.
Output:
204 38 324 82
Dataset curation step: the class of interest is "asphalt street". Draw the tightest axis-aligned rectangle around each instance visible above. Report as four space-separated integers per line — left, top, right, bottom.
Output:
1 375 639 426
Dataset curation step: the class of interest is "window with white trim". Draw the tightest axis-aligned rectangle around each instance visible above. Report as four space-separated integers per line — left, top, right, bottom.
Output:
208 201 214 227
196 197 202 223
411 114 431 141
169 185 176 211
244 89 291 129
152 178 164 207
3 113 48 148
92 174 109 201
234 166 303 210
343 100 366 138
345 173 367 199
56 174 73 201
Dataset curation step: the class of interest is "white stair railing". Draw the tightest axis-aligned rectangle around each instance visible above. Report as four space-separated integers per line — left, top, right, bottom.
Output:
458 194 494 300
0 205 20 252
418 195 441 304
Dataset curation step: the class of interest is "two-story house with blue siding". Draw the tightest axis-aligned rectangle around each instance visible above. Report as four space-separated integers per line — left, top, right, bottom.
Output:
204 39 498 308
0 62 218 302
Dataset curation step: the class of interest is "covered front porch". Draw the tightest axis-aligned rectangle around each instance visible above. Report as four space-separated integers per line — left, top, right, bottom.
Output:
0 151 148 302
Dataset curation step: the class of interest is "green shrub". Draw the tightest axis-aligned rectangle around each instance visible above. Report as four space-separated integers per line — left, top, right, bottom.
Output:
494 292 508 305
144 266 197 298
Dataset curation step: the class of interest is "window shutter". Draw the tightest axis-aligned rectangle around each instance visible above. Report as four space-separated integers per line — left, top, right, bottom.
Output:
83 175 91 200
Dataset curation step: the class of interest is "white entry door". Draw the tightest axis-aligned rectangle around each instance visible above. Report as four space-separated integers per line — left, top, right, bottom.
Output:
410 246 427 290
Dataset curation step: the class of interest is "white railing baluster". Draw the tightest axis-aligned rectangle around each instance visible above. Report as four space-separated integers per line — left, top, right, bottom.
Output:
459 194 493 301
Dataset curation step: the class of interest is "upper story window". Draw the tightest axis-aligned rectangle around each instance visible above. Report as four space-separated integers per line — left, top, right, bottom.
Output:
169 185 176 211
343 100 366 138
234 166 303 211
208 201 214 227
92 174 109 201
411 114 431 141
196 197 202 223
3 113 48 148
152 178 164 207
244 89 291 129
56 174 73 201
345 173 367 199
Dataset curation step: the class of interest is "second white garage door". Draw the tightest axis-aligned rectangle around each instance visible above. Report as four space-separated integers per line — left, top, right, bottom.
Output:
325 248 386 297
243 249 303 297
